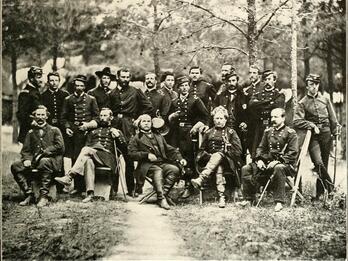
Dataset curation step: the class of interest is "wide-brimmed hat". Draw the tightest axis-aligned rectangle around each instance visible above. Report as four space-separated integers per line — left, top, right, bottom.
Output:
95 67 116 81
306 73 321 83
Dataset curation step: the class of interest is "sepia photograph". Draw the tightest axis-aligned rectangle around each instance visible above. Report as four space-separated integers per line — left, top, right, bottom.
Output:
2 0 346 259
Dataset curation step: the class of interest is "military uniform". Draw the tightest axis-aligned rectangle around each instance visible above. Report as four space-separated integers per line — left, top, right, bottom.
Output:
195 126 242 201
293 92 338 195
41 88 69 130
17 83 42 143
241 125 298 203
61 92 100 160
11 124 65 198
108 85 154 194
68 125 127 193
144 88 171 121
248 86 285 158
160 86 178 101
169 94 209 172
189 79 216 113
87 85 111 109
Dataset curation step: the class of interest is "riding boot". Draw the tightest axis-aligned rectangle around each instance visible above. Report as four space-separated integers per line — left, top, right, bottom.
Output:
13 171 33 196
40 171 52 197
216 168 226 208
152 171 164 200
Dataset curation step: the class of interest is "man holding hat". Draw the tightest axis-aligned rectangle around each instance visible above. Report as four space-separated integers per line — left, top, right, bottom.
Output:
11 105 65 207
293 74 339 199
17 66 44 143
248 70 285 159
168 75 210 198
61 75 99 193
88 67 116 109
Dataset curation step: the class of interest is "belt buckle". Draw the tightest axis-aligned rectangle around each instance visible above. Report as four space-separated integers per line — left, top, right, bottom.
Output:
52 118 58 124
118 114 123 119
263 119 269 125
179 122 185 127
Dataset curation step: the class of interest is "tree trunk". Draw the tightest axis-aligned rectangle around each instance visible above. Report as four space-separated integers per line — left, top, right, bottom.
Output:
10 45 19 143
152 2 160 78
327 37 334 98
247 0 257 65
291 0 298 111
302 0 310 80
52 43 58 71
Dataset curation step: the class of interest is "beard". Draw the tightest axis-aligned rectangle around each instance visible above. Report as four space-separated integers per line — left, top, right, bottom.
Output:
146 82 155 89
99 120 110 127
119 80 129 88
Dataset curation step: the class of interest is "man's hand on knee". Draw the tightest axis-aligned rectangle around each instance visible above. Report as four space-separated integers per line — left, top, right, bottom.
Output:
23 160 31 168
267 160 280 170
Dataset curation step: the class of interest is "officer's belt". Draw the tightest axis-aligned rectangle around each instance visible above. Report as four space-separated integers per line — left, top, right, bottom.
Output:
315 122 330 129
179 122 192 128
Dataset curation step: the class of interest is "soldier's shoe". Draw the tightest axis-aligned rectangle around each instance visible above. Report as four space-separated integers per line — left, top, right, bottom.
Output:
82 195 94 203
166 196 176 206
218 196 226 208
236 200 251 208
55 175 72 186
19 194 34 206
274 202 283 212
191 177 203 189
158 198 170 210
37 196 49 207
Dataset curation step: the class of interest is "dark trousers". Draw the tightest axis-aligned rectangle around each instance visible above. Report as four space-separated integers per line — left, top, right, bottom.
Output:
147 163 180 199
11 158 54 197
124 154 135 194
241 163 291 204
308 131 333 195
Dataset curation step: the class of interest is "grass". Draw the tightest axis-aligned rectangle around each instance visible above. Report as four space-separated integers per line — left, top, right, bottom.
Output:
169 193 346 260
2 150 129 261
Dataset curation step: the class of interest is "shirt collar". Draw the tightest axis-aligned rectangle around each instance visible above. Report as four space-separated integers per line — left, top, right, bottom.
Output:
74 92 85 98
49 88 59 94
180 93 189 100
307 92 319 98
275 123 285 131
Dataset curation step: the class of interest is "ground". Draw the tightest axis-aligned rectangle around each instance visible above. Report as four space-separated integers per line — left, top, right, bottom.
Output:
2 125 346 260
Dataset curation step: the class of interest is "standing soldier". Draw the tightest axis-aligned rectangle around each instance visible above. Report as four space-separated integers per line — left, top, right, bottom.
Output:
293 74 339 199
160 71 178 101
144 72 171 121
42 72 69 133
248 70 285 158
168 76 210 198
108 68 155 196
17 66 43 143
216 63 235 95
239 108 298 211
61 75 99 193
88 67 116 109
188 66 216 113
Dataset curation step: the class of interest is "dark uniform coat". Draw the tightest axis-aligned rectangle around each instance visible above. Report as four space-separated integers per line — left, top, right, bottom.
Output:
85 126 127 174
108 85 155 141
248 86 285 158
21 124 65 172
128 132 183 181
17 83 42 143
189 79 216 112
144 88 171 121
160 86 178 101
197 126 242 181
41 88 69 130
87 85 111 109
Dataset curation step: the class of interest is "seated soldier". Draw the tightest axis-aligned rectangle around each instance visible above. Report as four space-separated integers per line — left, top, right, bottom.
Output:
55 108 127 202
128 114 187 210
11 105 65 207
238 108 298 212
191 106 242 208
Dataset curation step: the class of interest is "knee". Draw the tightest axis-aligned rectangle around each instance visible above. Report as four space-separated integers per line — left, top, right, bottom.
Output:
37 157 52 169
241 164 252 178
273 164 286 178
11 160 24 174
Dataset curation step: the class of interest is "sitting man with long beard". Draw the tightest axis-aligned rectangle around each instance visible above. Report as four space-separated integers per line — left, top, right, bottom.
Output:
55 108 127 202
128 114 187 210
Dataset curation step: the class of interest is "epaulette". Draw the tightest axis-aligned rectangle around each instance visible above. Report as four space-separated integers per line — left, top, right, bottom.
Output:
20 89 29 94
265 126 273 132
287 127 296 134
28 129 33 133
158 89 165 95
228 128 234 134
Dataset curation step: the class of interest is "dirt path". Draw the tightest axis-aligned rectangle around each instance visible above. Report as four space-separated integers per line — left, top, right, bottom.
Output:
103 201 194 260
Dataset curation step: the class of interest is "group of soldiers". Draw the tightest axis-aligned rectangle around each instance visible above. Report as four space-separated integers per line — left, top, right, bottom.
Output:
10 63 340 211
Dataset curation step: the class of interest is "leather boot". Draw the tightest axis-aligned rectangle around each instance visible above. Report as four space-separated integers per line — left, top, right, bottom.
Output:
152 171 165 200
191 176 204 189
14 172 33 196
181 184 193 199
40 171 52 196
55 173 73 186
82 191 94 203
158 198 170 210
37 196 49 207
19 194 34 206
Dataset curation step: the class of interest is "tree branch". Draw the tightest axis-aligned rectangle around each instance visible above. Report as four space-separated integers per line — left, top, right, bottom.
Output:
184 45 248 56
177 0 247 38
256 0 290 39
